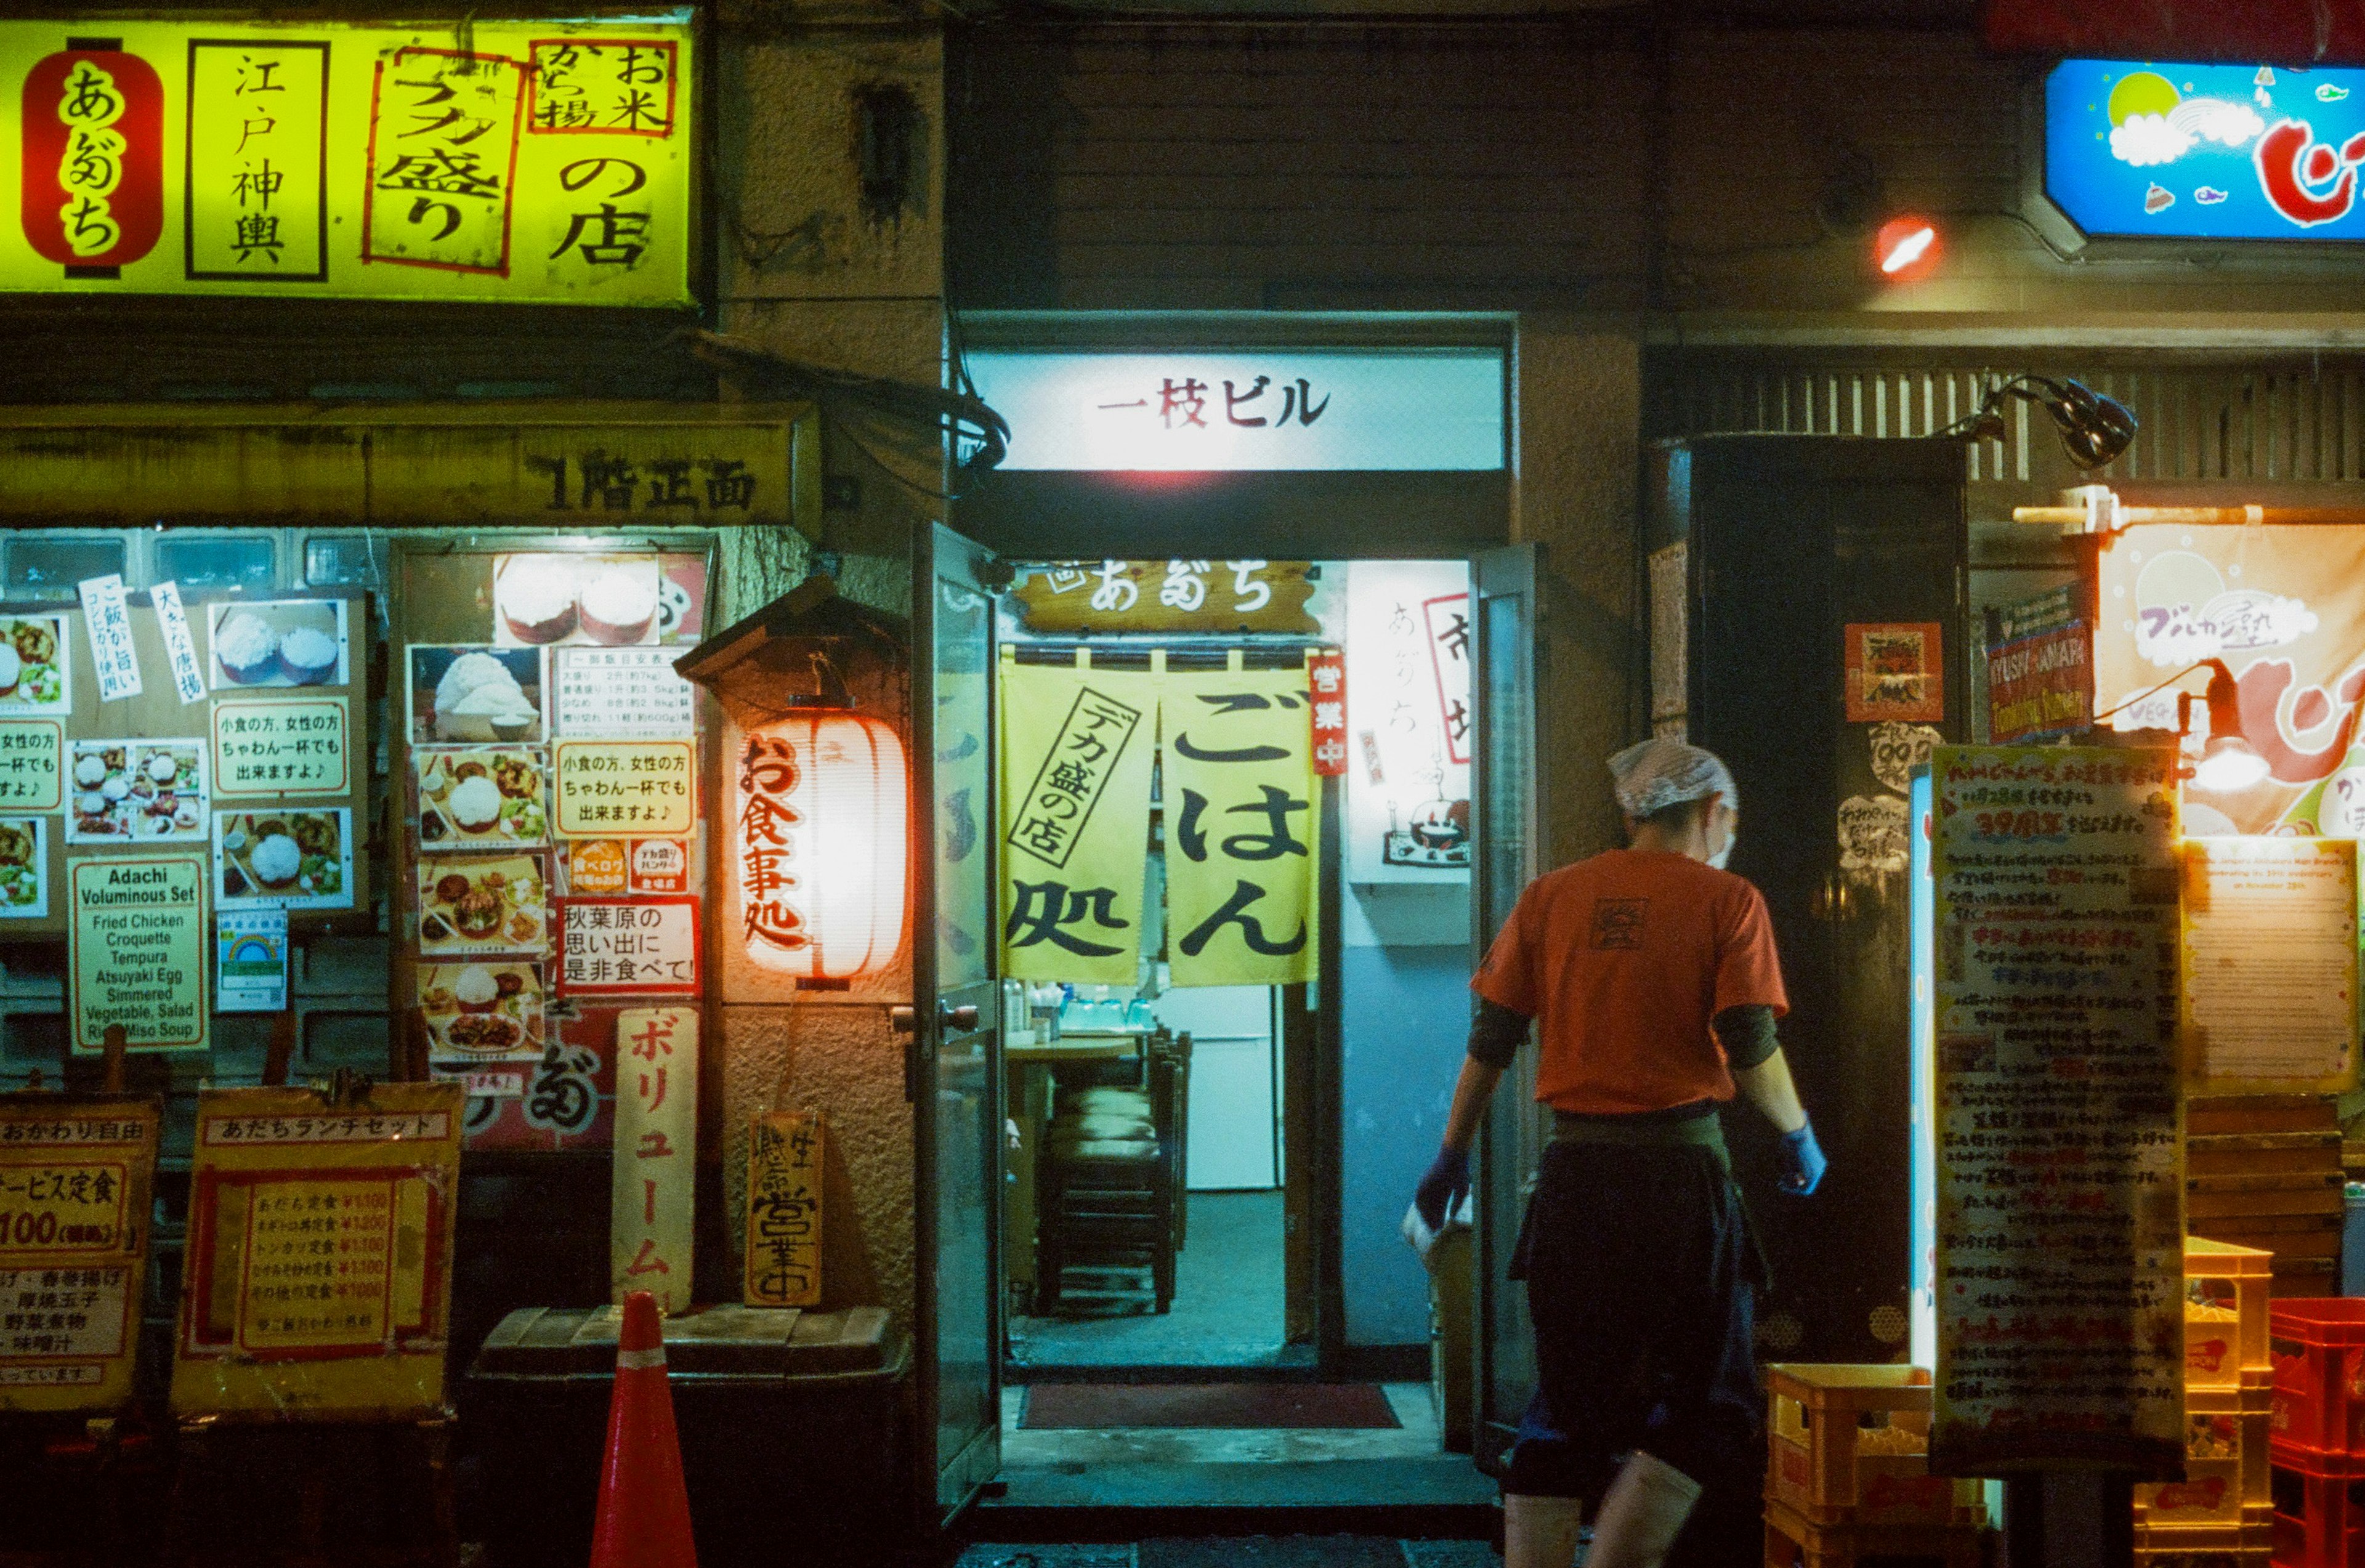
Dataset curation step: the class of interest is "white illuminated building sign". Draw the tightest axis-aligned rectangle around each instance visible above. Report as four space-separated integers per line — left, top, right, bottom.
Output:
966 349 1506 472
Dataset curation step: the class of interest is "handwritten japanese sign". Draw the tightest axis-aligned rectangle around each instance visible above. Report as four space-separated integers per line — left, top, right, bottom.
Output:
0 721 62 811
211 697 349 798
1345 562 1472 881
1929 745 2183 1476
554 646 697 737
0 17 693 305
0 1097 160 1414
556 895 698 996
172 1083 461 1420
999 665 1157 987
552 739 694 836
1015 560 1319 635
745 1111 822 1307
1162 668 1319 988
75 575 138 702
612 1007 695 1314
1846 622 1945 724
68 855 206 1054
148 582 205 705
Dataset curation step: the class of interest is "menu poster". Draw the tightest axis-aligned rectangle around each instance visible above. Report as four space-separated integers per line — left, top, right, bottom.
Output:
171 1083 462 1420
552 647 698 739
0 1097 162 1414
0 615 70 716
554 896 699 997
212 698 350 799
204 600 349 691
1929 745 2185 1476
2182 837 2361 1093
68 854 209 1054
0 819 46 919
552 740 695 838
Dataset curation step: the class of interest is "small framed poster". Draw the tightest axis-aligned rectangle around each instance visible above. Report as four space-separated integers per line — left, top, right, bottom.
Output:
1844 621 1944 724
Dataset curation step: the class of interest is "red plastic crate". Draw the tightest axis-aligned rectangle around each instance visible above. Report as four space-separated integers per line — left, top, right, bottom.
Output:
2268 1438 2365 1567
2273 1300 2365 1457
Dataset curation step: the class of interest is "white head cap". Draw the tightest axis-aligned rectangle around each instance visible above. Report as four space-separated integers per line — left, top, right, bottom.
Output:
1607 737 1737 819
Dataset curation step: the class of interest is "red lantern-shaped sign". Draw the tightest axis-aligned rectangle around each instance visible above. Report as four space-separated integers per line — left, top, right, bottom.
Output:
20 46 164 269
731 705 908 983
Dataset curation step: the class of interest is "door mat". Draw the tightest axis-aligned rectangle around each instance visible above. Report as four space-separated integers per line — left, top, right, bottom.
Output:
1139 1538 1409 1568
1019 1382 1402 1431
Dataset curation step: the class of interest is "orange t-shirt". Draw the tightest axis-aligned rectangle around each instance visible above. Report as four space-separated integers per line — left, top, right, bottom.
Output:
1471 848 1789 1115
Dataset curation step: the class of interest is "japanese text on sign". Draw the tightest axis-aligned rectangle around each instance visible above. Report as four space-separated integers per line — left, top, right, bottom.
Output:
554 647 697 737
745 1111 822 1307
1007 685 1145 871
613 1007 695 1312
557 897 698 995
75 575 139 702
0 721 62 811
211 698 349 798
238 1180 402 1351
998 666 1157 987
552 740 694 835
1930 745 2185 1476
68 855 206 1053
186 41 329 280
149 582 205 706
0 1097 156 1414
1161 669 1320 987
203 1112 450 1145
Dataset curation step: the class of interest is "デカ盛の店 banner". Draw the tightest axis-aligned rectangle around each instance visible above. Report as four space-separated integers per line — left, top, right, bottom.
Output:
0 15 691 305
999 663 1157 987
2096 522 2365 836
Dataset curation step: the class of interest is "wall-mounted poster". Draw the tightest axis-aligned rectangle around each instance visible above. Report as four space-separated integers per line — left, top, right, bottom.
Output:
211 698 350 799
65 740 206 845
552 740 694 838
0 719 62 812
204 601 348 690
554 896 698 996
1344 560 1472 882
416 855 550 958
414 748 549 851
552 647 698 739
213 810 352 911
0 1096 161 1414
406 646 547 746
2182 836 2360 1093
0 818 45 918
493 554 701 648
419 961 545 1065
0 615 69 716
68 854 207 1054
1844 622 1945 723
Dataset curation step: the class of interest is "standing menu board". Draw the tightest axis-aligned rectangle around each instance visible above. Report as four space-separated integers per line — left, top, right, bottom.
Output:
2183 837 2361 1093
0 1095 161 1413
1930 745 2184 1476
171 1083 462 1420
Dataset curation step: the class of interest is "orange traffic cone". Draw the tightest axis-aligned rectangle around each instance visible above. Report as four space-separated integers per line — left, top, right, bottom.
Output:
589 1290 697 1568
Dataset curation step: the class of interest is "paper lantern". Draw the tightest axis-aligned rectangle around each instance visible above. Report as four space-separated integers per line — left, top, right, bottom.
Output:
732 706 907 983
20 47 164 269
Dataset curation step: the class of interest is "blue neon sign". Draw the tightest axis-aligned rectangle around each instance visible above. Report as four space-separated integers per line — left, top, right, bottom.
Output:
2047 57 2365 240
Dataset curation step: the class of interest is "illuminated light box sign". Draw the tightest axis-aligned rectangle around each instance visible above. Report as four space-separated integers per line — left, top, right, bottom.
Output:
0 15 691 305
2048 57 2365 240
964 349 1506 472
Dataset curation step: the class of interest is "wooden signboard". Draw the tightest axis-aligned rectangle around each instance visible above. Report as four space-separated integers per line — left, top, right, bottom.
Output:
0 1094 161 1413
612 1008 697 1314
171 1083 463 1421
745 1111 823 1308
1014 560 1318 635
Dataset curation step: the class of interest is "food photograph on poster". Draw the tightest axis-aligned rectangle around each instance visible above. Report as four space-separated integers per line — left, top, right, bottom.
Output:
212 809 352 910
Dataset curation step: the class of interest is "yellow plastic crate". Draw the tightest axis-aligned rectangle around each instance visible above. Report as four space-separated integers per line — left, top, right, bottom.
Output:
1765 1364 1984 1530
2135 1383 2273 1526
2186 1237 2274 1388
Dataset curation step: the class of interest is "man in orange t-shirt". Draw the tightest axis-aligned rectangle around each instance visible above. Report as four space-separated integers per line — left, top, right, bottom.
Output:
1410 738 1824 1568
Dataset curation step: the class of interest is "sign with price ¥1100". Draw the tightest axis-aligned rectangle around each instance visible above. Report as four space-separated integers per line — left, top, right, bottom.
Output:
0 15 691 305
0 1096 161 1413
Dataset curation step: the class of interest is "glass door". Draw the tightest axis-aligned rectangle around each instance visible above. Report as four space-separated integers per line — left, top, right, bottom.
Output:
1469 542 1541 1473
915 522 1002 1519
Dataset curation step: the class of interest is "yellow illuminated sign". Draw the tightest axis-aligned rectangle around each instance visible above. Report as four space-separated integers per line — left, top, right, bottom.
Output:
0 15 692 305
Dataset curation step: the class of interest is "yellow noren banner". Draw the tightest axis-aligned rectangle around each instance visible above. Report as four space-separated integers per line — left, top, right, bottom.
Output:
1162 667 1318 988
999 665 1157 987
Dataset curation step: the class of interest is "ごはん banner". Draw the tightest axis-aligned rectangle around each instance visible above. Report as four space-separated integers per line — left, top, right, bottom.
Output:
999 664 1157 987
0 15 691 305
1162 667 1319 988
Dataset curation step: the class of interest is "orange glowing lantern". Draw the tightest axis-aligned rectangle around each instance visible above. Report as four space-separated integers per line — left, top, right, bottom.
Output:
1874 215 1941 283
730 681 908 985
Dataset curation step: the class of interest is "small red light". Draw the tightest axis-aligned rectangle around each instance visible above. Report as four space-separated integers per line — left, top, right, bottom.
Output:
1875 216 1941 281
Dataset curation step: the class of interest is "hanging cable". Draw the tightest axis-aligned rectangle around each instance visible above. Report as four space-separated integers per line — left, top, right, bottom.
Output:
674 326 1009 478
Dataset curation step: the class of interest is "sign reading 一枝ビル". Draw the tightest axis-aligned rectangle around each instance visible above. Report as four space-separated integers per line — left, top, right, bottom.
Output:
68 855 207 1053
2047 57 2365 241
1929 745 2183 1476
0 1096 161 1413
0 16 692 305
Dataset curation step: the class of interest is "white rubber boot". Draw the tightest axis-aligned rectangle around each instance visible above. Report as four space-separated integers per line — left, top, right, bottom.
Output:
1503 1493 1587 1568
1580 1451 1703 1568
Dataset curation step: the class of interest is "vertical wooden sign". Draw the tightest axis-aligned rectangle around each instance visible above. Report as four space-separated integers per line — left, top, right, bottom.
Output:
745 1111 823 1307
612 1006 697 1314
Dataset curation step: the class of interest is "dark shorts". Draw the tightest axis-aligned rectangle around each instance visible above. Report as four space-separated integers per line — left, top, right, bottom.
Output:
1502 1138 1765 1501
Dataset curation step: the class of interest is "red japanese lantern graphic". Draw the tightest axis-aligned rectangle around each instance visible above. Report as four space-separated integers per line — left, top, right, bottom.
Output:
731 698 908 984
20 46 164 270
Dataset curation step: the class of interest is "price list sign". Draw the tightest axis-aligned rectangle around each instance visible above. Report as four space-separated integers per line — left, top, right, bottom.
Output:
1929 745 2184 1476
553 647 697 739
211 698 349 798
0 1097 161 1413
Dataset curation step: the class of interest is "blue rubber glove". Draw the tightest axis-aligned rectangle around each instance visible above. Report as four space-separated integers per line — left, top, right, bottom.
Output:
1779 1121 1827 1196
1414 1146 1471 1231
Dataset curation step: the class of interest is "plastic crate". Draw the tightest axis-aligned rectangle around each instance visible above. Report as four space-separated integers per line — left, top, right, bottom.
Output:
2190 1238 2276 1389
2268 1438 2365 1567
1765 1364 1984 1529
2273 1299 2365 1457
1762 1495 1986 1568
2137 1384 2275 1526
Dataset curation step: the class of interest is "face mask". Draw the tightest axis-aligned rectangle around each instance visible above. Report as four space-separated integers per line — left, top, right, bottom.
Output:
1707 841 1733 871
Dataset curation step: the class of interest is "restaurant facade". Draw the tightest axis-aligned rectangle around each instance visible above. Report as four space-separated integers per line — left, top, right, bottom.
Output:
6 2 2365 1562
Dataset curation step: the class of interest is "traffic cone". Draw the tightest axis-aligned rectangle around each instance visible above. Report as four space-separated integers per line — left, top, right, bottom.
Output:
589 1290 697 1568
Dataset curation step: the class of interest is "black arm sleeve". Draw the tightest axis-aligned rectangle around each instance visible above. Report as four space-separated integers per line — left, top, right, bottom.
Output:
1467 997 1532 1070
1714 1004 1780 1071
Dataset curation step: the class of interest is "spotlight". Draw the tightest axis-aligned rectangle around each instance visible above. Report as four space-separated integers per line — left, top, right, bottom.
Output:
1944 374 2138 471
1875 216 1941 281
2193 737 2271 793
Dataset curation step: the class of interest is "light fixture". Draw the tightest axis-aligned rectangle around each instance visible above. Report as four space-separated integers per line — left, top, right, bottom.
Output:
729 654 908 987
1944 374 2138 471
2095 656 2270 792
1875 216 1941 281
